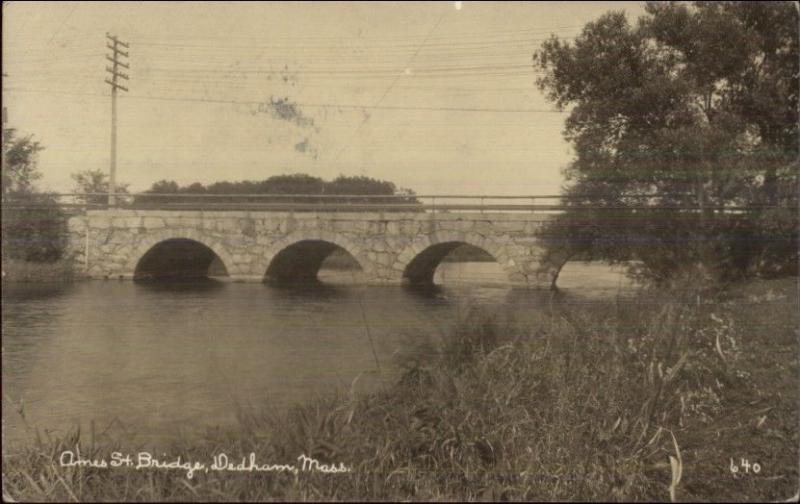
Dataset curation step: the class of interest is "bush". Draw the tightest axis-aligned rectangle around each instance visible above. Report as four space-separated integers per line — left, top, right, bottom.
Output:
537 208 799 289
1 193 68 263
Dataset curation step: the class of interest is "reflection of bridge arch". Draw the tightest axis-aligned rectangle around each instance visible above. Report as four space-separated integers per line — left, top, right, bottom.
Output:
396 231 520 285
127 229 237 279
256 231 371 283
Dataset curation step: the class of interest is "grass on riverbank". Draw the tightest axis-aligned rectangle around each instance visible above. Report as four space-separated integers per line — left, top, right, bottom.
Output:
1 258 85 283
2 278 797 501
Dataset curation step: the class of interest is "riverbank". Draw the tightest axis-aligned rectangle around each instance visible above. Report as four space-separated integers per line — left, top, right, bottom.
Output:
1 258 85 283
2 277 797 501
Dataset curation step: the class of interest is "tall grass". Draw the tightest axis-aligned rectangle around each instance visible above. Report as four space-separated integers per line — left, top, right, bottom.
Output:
2 279 797 501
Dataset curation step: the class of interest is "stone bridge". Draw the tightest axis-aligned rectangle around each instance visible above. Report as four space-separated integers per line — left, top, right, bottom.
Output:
66 209 559 287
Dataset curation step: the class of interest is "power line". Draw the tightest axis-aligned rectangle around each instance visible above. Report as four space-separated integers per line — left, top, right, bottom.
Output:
6 26 579 51
142 63 537 75
332 8 450 165
5 52 107 65
46 2 78 45
129 25 584 44
5 49 545 74
99 78 543 93
5 86 567 114
129 34 573 51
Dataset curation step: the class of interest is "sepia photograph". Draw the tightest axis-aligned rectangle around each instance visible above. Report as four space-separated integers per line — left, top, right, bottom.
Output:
1 1 798 501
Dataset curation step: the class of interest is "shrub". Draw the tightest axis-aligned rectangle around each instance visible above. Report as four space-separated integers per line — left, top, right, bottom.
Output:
1 193 67 263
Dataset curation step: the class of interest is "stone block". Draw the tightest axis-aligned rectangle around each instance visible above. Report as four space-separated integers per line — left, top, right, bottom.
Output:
497 220 526 233
278 219 295 233
143 217 165 229
67 217 86 231
89 217 112 229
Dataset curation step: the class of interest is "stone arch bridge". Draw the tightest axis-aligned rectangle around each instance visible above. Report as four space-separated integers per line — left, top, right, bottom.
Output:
66 209 559 287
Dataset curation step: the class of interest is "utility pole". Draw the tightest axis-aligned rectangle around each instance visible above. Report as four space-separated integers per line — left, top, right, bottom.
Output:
105 33 129 206
1 73 7 196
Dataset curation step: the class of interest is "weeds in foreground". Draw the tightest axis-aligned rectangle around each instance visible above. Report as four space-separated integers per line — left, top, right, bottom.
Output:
2 279 797 501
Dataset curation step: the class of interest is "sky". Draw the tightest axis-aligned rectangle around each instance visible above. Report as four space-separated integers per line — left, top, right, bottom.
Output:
3 1 646 195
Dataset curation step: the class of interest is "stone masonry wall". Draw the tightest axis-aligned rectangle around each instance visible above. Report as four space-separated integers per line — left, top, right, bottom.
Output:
66 209 558 287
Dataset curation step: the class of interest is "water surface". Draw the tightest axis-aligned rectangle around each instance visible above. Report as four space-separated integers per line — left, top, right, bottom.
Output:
2 262 632 447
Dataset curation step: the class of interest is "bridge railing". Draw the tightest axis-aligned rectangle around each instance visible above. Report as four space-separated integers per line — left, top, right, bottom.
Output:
0 192 791 213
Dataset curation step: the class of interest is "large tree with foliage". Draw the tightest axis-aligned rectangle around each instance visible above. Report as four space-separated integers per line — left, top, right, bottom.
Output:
1 129 66 262
2 129 44 195
533 1 798 287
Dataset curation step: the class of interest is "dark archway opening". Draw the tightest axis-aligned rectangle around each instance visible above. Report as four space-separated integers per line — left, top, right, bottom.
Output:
134 239 229 281
265 240 363 285
403 242 501 286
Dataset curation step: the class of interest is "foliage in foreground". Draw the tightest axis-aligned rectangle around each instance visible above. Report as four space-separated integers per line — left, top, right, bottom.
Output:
2 279 797 501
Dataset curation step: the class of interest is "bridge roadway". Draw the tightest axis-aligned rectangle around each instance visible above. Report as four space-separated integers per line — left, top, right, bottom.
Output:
66 207 560 287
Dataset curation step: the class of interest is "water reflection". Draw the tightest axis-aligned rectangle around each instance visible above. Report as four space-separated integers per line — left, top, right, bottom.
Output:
2 262 633 449
401 282 449 301
134 277 228 294
266 279 357 302
1 282 76 302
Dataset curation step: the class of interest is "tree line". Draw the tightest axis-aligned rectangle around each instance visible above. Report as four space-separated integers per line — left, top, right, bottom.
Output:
133 174 418 206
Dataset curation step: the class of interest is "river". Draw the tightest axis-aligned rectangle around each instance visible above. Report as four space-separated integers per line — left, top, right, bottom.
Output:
2 262 633 448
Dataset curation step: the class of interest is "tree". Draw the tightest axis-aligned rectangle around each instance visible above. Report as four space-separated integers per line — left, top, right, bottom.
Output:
71 169 129 206
136 179 181 205
133 173 418 207
148 179 180 194
1 129 66 262
325 175 396 195
2 128 44 195
532 1 798 286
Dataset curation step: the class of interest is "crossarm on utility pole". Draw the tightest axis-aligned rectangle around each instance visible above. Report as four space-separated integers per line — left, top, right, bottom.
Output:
104 33 130 207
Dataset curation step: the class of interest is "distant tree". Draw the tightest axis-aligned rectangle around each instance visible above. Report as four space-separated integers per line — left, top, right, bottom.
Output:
137 180 180 205
148 180 180 194
324 175 397 204
134 173 418 207
71 169 129 206
261 173 326 195
325 175 396 195
532 1 799 286
184 182 207 194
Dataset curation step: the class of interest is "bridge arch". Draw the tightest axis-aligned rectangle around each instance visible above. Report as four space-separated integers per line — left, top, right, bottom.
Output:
127 229 237 280
257 231 372 284
396 231 522 286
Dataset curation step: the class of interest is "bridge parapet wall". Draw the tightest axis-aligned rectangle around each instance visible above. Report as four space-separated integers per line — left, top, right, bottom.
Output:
66 209 558 287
